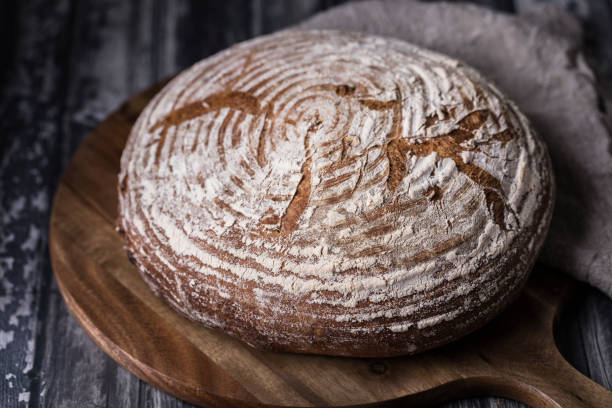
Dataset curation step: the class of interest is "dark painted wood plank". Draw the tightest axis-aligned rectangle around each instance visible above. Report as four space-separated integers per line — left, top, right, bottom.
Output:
1 0 611 407
251 0 350 35
174 0 253 69
556 284 612 391
0 1 19 101
0 1 75 407
29 1 195 406
577 0 612 82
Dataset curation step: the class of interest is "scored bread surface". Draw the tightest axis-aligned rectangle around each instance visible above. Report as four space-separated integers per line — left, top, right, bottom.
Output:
117 30 554 357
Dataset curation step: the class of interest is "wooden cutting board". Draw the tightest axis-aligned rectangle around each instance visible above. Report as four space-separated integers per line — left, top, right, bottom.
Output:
49 82 612 408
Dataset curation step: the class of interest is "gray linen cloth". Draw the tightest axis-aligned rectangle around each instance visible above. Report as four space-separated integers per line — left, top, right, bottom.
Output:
297 0 612 297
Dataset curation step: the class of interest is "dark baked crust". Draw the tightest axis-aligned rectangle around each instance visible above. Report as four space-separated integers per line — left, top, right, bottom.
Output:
117 30 555 357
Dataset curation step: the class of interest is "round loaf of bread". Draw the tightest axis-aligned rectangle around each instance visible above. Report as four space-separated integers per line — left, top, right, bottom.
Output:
117 30 554 357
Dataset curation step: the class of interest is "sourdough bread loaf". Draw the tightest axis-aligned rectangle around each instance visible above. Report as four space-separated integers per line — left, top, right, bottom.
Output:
117 30 554 357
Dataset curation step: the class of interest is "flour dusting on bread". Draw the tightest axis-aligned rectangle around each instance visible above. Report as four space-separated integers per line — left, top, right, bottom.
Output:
118 30 554 357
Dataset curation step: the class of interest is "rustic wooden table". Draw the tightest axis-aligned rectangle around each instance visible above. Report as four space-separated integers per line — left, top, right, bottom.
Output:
1 1 611 407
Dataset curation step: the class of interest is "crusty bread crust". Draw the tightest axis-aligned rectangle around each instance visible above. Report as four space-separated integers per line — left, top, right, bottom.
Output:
117 30 554 357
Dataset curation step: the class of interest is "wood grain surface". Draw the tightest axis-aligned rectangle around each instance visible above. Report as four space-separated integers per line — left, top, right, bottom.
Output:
2 1 612 407
48 81 612 408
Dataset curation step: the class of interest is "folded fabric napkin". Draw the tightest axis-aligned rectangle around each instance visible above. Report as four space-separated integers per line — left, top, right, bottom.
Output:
298 0 612 298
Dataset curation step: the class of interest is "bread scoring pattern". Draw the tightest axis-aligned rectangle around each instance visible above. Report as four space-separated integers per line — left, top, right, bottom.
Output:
118 30 554 356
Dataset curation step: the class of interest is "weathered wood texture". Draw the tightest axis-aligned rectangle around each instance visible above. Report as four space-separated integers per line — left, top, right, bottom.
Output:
1 0 611 407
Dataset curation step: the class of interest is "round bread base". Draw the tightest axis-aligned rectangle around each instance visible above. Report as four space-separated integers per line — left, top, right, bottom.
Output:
49 82 611 408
